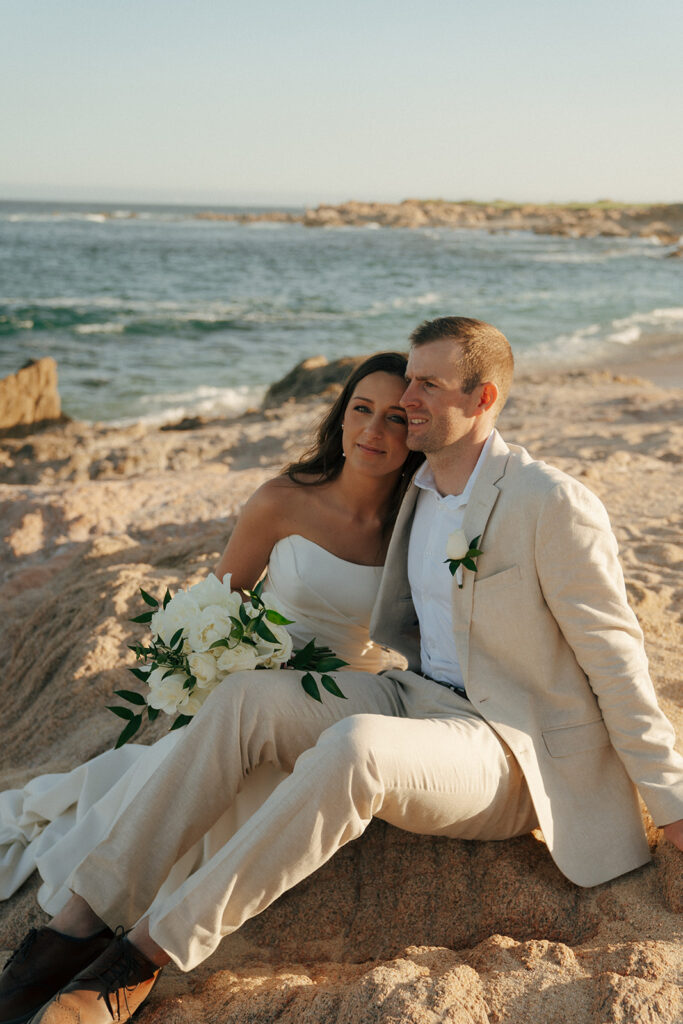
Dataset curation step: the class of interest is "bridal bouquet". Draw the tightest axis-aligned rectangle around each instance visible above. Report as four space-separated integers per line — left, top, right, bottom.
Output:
109 573 346 747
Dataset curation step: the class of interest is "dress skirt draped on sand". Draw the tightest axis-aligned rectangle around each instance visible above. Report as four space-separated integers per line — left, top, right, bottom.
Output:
0 536 387 912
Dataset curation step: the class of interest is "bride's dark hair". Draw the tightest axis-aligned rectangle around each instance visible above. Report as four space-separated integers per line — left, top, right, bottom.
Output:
285 351 424 531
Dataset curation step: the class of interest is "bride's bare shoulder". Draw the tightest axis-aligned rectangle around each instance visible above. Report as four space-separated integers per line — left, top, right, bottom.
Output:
244 474 313 518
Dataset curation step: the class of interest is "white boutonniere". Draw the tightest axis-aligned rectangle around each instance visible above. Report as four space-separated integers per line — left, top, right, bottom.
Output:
445 530 483 589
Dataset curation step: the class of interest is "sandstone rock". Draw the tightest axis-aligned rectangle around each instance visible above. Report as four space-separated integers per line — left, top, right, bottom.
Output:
188 200 683 241
0 358 63 434
262 355 362 408
639 222 681 245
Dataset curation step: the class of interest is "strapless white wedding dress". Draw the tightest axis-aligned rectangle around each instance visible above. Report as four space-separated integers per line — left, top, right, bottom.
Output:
0 536 386 912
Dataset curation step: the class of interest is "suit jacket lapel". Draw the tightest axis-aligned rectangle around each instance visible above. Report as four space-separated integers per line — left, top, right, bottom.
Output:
370 482 420 665
455 430 510 685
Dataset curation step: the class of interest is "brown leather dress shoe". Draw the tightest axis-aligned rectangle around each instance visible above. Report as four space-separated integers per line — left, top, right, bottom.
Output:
0 926 113 1024
28 936 161 1023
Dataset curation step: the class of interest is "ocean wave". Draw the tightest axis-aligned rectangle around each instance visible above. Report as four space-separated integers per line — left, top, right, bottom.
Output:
75 322 125 335
522 307 683 369
107 384 264 428
0 290 446 334
530 243 658 264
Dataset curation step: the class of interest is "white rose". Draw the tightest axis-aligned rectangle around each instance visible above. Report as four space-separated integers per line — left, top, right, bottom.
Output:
185 604 235 653
215 643 260 674
254 620 293 668
150 591 200 646
146 668 193 716
445 529 470 560
188 573 242 615
187 651 219 689
182 687 210 716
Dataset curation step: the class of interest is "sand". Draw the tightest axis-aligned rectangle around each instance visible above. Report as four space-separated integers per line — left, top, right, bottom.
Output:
1 364 681 1023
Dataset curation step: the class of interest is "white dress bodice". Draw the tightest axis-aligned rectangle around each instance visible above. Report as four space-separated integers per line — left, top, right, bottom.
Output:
265 535 385 673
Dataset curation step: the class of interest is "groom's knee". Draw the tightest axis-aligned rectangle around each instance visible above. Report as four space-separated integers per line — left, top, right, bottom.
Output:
316 714 382 768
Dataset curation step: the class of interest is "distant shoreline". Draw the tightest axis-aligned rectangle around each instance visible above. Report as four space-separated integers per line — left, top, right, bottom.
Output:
199 199 683 242
3 197 682 243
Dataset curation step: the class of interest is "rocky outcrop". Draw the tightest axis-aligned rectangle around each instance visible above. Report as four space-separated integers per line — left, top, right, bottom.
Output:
300 200 683 240
262 355 363 408
192 199 683 243
0 358 64 435
194 210 300 224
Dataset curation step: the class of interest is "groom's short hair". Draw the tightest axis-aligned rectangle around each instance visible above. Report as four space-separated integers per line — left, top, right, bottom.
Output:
410 316 514 415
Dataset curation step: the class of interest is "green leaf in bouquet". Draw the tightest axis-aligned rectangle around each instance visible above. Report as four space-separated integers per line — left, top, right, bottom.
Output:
210 637 232 650
301 672 322 703
114 714 142 748
107 705 135 720
170 714 193 731
238 603 251 626
114 689 147 706
139 588 159 608
314 656 348 673
128 667 150 682
242 634 257 647
162 588 172 609
246 581 265 608
147 706 160 721
229 619 245 642
255 618 278 644
289 638 316 669
320 675 347 699
130 611 154 624
169 628 184 648
183 675 196 690
161 667 178 680
461 556 478 572
265 609 294 625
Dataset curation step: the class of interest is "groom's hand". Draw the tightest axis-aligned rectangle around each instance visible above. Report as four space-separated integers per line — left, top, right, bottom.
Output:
662 818 683 850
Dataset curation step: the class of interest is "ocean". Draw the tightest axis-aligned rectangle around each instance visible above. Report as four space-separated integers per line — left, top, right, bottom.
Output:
1 199 681 425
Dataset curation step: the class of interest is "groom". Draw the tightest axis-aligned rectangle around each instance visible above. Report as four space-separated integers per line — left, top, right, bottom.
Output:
3 317 683 1024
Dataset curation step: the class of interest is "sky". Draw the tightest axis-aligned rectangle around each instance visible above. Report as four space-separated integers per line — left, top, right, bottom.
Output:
2 0 682 206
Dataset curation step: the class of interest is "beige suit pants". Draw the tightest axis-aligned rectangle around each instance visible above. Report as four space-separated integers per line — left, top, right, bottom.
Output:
70 668 536 970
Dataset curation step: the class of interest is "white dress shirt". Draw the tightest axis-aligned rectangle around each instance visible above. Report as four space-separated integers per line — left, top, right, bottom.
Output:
407 433 493 691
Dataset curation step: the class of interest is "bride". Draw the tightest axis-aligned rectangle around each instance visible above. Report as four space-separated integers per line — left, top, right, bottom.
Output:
0 351 423 918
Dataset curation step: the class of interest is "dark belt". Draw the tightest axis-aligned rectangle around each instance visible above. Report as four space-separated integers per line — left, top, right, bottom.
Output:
433 679 468 700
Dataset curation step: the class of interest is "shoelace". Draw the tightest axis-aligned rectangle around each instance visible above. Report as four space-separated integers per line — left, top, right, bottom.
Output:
90 931 149 1019
4 928 38 971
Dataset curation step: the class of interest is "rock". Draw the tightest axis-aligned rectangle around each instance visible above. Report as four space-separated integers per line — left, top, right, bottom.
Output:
0 358 63 434
184 200 683 241
592 972 682 1024
639 222 681 245
262 355 362 408
208 822 603 969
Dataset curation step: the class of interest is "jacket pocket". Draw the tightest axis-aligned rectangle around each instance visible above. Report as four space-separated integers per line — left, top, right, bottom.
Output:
474 564 522 591
542 718 610 758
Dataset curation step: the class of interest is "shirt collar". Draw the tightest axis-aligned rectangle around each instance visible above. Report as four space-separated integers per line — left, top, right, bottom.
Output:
414 431 494 507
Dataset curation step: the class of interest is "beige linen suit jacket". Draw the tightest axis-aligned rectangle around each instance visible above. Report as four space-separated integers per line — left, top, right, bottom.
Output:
370 429 683 886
